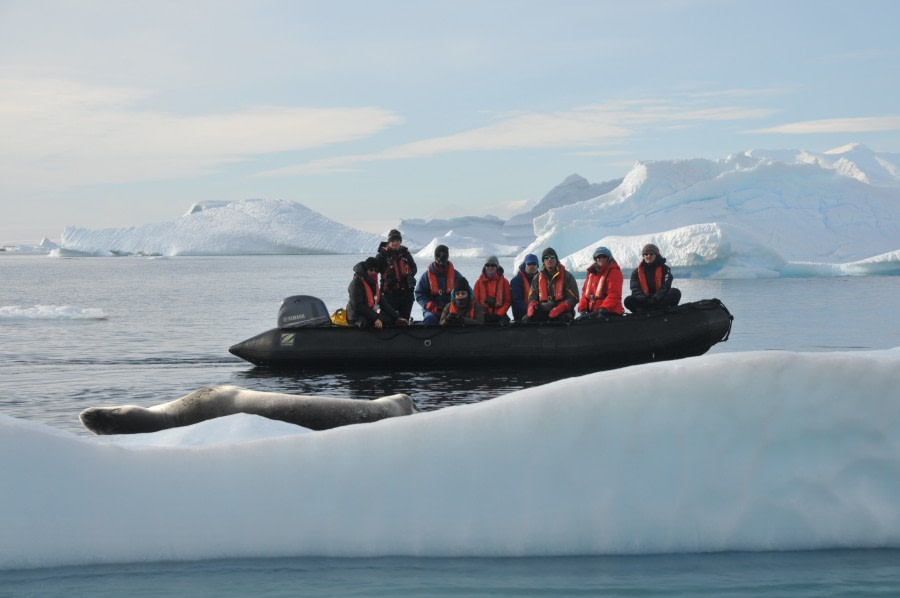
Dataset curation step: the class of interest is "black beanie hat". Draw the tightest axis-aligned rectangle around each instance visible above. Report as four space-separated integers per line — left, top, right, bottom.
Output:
541 247 558 261
434 244 449 258
387 229 402 242
454 276 469 292
363 257 379 270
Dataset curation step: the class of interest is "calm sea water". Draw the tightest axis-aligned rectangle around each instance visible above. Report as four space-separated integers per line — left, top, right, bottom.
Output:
2 254 899 595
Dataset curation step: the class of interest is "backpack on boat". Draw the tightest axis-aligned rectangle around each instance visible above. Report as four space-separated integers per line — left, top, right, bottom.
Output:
330 308 350 327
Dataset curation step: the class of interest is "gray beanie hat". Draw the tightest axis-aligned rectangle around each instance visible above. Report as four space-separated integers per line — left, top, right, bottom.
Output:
592 246 613 260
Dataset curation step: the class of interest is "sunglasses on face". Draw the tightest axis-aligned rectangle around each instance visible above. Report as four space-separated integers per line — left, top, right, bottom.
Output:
525 262 538 266
642 253 655 257
543 256 557 261
484 264 497 268
595 255 609 259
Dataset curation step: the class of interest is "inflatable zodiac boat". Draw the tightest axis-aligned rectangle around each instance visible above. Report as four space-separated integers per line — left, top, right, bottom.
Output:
228 295 734 369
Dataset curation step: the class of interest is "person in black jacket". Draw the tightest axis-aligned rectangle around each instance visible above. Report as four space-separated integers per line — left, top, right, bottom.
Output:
376 229 417 320
347 257 404 328
624 244 681 313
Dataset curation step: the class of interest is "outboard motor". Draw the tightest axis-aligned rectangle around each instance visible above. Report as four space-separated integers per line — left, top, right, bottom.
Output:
277 295 331 328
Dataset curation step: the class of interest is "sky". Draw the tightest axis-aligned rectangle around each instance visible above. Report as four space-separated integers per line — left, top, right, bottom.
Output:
2 0 900 243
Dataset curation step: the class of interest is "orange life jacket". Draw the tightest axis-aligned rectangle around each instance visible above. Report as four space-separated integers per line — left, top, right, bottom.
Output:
637 263 664 295
518 273 532 299
538 265 567 302
475 275 508 315
362 276 380 311
582 270 608 311
383 250 413 290
448 300 475 319
427 263 456 297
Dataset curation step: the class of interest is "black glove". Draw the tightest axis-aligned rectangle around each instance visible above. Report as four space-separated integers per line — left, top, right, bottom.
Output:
483 297 496 307
540 301 554 312
596 308 609 317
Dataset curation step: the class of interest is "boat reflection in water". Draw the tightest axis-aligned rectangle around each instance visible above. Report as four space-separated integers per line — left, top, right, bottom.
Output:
236 362 609 411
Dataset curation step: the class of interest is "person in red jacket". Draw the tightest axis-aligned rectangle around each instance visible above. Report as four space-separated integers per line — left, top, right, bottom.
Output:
473 255 512 324
577 246 624 318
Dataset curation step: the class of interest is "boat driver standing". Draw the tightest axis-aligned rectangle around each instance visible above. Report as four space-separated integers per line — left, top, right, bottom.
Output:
376 229 417 321
523 247 579 323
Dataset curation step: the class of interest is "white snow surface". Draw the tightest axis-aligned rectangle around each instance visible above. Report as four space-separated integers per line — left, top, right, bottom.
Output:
3 348 900 570
59 199 383 256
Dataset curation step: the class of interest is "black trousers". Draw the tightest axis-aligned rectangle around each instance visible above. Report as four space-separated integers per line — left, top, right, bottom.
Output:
624 288 681 313
383 289 415 320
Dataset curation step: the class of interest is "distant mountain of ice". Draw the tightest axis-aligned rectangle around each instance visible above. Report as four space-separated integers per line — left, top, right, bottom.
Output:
395 215 506 252
2 237 58 254
413 230 521 261
517 143 900 277
395 174 622 255
501 173 622 249
43 142 900 277
58 199 383 257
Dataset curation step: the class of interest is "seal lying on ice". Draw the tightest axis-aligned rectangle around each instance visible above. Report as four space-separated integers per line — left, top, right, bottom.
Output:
79 385 418 435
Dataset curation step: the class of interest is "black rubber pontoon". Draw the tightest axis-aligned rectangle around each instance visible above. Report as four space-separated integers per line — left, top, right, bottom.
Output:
229 298 733 370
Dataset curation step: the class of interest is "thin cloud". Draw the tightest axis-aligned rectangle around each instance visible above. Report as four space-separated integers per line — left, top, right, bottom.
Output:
749 116 900 135
0 78 403 188
264 99 777 176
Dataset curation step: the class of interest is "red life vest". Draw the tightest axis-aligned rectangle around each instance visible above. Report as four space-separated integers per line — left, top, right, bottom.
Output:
582 270 608 312
538 265 567 302
383 249 413 290
518 273 532 299
448 300 474 319
427 263 456 297
362 276 380 311
637 263 664 295
475 275 507 315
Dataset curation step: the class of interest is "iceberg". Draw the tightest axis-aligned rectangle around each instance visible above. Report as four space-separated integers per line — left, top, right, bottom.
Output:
2 348 900 569
518 143 900 276
59 199 383 257
394 175 622 257
413 229 522 260
1 237 59 254
42 142 900 276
